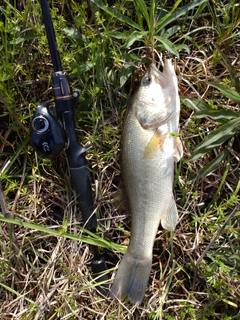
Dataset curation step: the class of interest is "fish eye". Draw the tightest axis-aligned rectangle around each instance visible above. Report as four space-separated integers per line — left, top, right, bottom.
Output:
142 76 152 86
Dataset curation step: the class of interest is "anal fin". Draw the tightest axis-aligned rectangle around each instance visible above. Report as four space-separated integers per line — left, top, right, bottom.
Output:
161 195 178 231
173 136 183 163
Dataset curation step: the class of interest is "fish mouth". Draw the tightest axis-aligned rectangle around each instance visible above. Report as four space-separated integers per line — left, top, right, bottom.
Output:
147 64 163 84
148 61 175 89
148 63 162 75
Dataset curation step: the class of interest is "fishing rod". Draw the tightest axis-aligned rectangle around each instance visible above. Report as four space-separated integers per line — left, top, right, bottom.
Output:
30 0 108 294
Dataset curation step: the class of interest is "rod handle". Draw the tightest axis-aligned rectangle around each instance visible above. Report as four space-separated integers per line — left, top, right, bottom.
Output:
69 165 97 229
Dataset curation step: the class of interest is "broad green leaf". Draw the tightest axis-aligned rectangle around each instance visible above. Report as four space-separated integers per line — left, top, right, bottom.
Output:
189 117 240 161
122 52 142 63
175 43 190 53
91 0 142 31
208 83 240 104
193 109 240 122
154 36 179 57
119 64 135 87
63 27 85 43
123 31 148 49
10 34 40 45
164 25 181 38
71 62 94 76
181 97 210 112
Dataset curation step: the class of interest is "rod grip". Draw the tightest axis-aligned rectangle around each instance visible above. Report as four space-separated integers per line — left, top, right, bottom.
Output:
70 165 97 229
92 257 109 295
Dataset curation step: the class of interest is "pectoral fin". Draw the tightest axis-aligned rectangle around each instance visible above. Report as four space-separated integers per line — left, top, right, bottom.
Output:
161 195 178 231
143 132 166 160
173 137 183 163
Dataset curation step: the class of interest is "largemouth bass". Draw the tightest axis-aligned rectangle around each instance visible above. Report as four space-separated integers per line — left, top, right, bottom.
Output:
111 59 183 305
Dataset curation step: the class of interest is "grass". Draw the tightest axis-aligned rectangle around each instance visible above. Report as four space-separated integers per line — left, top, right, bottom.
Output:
0 0 240 319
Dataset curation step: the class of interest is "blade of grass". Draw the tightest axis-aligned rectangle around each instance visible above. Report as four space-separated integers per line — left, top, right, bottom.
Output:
0 282 38 307
154 231 176 320
149 0 158 31
193 204 240 289
155 0 207 32
208 83 240 104
193 109 240 122
207 156 231 209
133 0 150 30
198 148 229 178
0 137 29 177
188 117 240 161
212 44 240 93
0 215 126 253
154 0 182 32
177 26 214 43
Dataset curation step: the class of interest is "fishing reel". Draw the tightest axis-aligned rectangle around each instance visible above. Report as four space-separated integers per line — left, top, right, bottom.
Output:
31 103 65 158
31 71 80 159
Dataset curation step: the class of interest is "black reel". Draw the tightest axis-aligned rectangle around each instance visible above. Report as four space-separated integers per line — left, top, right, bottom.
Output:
31 104 65 157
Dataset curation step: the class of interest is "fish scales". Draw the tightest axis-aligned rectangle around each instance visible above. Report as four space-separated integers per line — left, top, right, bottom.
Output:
123 112 174 252
111 60 183 305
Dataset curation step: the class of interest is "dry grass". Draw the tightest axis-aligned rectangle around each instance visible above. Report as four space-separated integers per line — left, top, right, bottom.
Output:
0 1 240 319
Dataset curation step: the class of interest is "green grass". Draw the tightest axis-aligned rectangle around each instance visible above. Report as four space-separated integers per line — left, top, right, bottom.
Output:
0 0 240 319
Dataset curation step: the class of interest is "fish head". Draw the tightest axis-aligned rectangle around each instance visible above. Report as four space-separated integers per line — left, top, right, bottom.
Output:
134 59 180 130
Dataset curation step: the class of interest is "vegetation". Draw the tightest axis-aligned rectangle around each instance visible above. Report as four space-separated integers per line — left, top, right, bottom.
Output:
0 0 239 319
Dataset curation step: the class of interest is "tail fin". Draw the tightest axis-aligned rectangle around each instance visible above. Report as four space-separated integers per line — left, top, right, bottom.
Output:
110 249 152 305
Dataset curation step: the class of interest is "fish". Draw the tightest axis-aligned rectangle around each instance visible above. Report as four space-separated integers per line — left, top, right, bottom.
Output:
110 59 183 305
